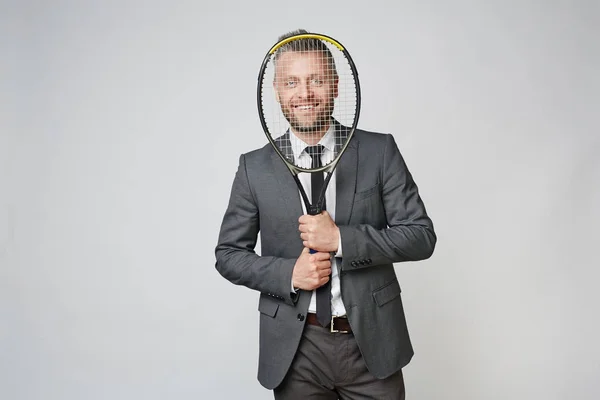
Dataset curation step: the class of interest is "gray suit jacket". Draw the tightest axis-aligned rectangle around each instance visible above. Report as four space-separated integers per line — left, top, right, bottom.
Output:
215 127 436 390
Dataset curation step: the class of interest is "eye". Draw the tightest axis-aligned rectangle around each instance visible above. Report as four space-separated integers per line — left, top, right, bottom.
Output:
311 78 323 86
284 79 297 87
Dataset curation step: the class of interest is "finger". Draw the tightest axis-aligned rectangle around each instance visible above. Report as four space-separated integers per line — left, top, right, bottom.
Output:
318 268 332 277
315 257 331 265
314 252 332 260
298 224 308 233
316 261 331 270
298 215 313 224
300 233 307 241
304 241 322 250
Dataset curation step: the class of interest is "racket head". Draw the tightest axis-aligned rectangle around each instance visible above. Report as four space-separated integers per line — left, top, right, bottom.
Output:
257 32 361 174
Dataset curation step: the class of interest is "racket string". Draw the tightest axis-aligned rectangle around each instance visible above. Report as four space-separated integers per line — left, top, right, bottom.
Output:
260 35 357 171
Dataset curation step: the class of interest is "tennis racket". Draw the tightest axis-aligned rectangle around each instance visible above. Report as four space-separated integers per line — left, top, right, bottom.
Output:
257 31 361 223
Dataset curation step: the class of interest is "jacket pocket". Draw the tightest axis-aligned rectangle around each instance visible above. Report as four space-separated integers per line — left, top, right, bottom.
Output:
258 296 280 318
354 182 380 202
372 278 401 307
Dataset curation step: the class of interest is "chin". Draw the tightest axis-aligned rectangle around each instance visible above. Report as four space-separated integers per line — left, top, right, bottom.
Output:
294 124 321 133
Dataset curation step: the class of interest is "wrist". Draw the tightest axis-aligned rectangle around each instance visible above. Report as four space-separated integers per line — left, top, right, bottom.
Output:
334 226 340 252
334 227 343 257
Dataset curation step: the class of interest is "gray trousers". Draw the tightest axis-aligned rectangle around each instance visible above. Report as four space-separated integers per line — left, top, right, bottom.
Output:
273 324 406 400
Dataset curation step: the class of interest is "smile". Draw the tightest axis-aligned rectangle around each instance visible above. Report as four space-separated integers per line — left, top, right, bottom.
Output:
294 104 319 111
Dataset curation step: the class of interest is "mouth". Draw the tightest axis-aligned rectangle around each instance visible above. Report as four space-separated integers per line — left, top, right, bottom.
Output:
293 103 319 111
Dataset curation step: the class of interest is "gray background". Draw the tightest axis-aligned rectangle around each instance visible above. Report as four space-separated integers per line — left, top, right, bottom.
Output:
2 0 599 399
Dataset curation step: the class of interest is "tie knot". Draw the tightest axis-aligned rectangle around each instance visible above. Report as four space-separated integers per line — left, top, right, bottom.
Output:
305 145 325 159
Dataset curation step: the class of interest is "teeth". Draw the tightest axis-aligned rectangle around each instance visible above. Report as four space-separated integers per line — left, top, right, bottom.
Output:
296 105 314 110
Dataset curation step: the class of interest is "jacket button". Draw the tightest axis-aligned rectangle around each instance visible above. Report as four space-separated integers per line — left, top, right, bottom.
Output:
366 259 372 264
297 313 305 321
351 261 358 267
359 260 366 265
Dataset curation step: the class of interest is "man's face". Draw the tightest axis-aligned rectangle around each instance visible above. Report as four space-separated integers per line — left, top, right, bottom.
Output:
274 51 339 135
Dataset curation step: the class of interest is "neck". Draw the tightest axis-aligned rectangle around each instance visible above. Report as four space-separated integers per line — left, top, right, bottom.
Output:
290 132 322 146
291 124 330 146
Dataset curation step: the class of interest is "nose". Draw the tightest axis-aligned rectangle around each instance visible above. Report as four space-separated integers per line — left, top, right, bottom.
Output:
297 80 313 98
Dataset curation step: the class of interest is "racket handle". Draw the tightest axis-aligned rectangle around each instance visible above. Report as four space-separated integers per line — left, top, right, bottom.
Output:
309 205 322 215
309 248 317 254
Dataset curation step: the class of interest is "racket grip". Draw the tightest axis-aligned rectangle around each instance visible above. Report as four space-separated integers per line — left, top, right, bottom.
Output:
309 248 317 254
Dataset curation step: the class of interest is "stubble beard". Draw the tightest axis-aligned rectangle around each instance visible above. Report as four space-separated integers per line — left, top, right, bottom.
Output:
282 102 334 138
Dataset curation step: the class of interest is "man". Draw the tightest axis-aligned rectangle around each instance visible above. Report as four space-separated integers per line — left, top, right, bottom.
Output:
215 29 436 399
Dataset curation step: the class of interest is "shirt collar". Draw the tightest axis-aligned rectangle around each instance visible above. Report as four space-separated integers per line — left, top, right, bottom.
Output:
289 123 336 160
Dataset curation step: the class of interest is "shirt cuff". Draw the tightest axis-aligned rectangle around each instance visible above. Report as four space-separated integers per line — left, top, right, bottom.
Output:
334 232 343 258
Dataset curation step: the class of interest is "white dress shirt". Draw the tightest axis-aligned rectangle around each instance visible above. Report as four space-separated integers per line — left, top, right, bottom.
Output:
289 126 347 317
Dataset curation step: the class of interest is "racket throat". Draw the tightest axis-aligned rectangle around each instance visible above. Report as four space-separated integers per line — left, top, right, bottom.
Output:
294 172 332 216
298 187 324 216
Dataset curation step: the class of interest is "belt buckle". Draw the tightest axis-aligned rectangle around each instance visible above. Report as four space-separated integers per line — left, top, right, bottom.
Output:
330 315 349 334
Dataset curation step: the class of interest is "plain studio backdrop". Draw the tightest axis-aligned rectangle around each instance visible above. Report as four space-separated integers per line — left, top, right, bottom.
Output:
2 1 599 399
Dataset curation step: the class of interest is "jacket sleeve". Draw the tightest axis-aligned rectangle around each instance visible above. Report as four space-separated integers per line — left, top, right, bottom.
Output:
338 134 437 271
214 154 299 306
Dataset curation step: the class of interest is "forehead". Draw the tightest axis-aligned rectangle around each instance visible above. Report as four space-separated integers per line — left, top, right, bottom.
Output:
275 50 331 75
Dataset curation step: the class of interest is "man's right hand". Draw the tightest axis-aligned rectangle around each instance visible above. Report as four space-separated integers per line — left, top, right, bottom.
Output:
292 247 332 291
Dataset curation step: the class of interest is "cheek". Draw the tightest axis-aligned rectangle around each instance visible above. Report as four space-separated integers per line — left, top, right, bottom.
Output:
313 89 327 100
275 90 289 104
329 84 338 98
278 93 292 105
319 87 336 100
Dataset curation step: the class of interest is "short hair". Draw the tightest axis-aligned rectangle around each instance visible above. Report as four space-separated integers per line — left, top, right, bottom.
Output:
273 28 338 79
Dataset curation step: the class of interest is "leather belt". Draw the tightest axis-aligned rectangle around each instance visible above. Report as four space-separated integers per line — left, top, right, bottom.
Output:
306 313 352 333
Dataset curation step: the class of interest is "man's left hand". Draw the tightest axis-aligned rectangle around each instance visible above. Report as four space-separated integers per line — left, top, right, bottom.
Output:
299 211 340 253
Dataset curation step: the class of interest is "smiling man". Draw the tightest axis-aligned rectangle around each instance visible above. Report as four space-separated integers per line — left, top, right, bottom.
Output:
215 29 437 399
273 48 338 143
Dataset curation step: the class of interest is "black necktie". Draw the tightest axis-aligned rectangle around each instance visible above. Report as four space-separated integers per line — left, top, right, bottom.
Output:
305 145 326 212
305 145 332 327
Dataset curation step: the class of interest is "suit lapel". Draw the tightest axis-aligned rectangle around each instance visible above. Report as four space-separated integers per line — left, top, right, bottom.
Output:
334 126 358 227
273 134 295 165
270 134 304 218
